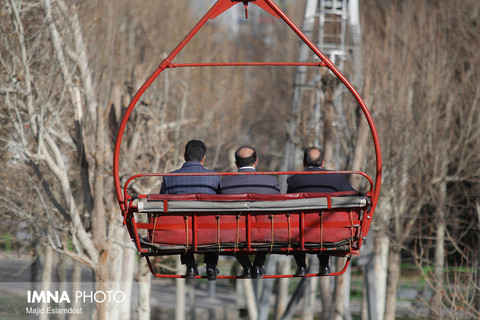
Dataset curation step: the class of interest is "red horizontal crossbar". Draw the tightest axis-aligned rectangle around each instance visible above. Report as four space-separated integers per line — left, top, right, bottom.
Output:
167 62 325 68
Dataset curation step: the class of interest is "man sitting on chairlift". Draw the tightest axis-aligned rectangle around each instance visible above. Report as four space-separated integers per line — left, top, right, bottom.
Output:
218 146 280 278
287 146 356 276
160 139 221 280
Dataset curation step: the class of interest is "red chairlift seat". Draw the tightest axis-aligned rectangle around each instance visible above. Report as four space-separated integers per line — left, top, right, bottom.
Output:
113 0 382 279
139 191 368 253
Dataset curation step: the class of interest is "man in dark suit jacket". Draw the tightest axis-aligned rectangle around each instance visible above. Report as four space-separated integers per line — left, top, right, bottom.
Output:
219 146 280 278
287 146 356 276
160 140 221 280
160 141 220 195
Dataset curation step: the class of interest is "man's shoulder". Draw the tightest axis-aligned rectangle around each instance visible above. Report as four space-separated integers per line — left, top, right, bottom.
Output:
287 173 303 182
177 161 217 172
264 174 279 183
222 173 277 181
219 174 239 185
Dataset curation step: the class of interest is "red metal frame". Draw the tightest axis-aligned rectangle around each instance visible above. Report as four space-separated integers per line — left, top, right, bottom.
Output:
113 0 382 278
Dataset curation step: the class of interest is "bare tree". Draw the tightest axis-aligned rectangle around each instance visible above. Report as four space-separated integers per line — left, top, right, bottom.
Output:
0 0 140 318
361 1 480 319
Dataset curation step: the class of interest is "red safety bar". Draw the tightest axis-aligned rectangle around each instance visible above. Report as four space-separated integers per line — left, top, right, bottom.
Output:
113 0 382 279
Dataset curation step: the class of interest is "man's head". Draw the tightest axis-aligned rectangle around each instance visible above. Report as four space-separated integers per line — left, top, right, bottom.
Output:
184 140 207 163
235 146 258 168
303 147 324 168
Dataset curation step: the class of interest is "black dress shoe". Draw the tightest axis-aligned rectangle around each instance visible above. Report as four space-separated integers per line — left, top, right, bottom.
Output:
185 265 199 279
295 266 306 277
319 265 330 276
241 267 252 278
252 266 265 279
206 265 219 281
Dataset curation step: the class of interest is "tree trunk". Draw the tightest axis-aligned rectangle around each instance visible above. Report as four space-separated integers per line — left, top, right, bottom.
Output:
236 279 246 316
31 244 42 286
244 279 258 320
430 201 446 319
109 225 134 320
358 226 377 320
303 274 318 320
322 77 336 170
476 202 480 311
175 256 186 320
70 260 83 320
343 266 353 320
39 245 54 320
384 245 400 320
279 0 318 189
258 256 278 320
350 108 370 190
429 93 452 318
56 253 68 320
374 232 388 320
275 256 291 320
42 0 98 265
120 250 135 320
136 258 151 320
319 275 332 319
332 258 346 320
280 277 309 320
92 88 112 319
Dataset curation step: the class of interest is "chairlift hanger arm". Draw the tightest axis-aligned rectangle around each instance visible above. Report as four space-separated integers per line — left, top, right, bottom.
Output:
112 0 382 279
113 0 381 219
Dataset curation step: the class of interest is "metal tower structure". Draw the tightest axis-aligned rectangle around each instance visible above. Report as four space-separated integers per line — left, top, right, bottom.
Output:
281 2 378 319
281 0 362 175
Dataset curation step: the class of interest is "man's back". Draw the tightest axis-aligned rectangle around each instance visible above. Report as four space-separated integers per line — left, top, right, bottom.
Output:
161 161 220 194
219 168 280 194
217 163 278 278
287 167 355 193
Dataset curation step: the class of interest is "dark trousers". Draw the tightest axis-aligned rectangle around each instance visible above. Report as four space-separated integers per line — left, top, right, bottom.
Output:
181 253 218 266
236 254 266 269
294 253 329 267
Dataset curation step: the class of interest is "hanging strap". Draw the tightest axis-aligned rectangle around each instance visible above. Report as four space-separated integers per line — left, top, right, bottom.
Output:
235 215 240 252
149 215 159 255
150 215 158 243
216 215 221 254
269 214 275 253
184 215 189 254
348 210 354 250
319 211 324 250
286 213 292 254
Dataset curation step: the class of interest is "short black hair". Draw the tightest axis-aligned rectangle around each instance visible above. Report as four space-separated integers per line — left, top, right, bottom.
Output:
235 146 257 168
184 140 206 162
303 146 324 167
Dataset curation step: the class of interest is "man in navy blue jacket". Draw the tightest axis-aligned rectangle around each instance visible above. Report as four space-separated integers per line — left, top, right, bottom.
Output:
219 146 280 278
160 140 220 195
160 140 220 280
287 146 356 276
